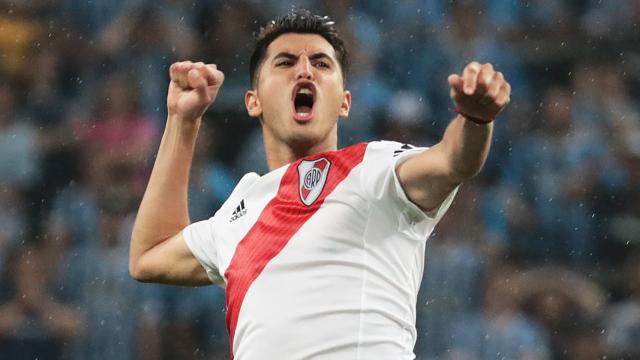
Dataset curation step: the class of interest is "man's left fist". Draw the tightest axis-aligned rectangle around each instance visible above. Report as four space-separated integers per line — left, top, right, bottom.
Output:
448 62 511 122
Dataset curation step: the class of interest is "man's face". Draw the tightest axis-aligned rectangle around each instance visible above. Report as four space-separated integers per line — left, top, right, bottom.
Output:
245 33 351 152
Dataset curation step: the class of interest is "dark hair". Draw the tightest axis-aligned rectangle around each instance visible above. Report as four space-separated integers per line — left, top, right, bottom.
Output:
249 9 349 87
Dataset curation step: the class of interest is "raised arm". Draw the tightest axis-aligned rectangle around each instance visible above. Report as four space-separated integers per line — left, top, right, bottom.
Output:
129 61 224 286
397 62 511 212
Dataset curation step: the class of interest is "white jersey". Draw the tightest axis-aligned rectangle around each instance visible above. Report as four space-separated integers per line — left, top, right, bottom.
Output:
184 141 458 360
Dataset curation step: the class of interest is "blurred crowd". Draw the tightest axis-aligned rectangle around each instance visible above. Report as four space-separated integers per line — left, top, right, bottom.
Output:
0 0 639 359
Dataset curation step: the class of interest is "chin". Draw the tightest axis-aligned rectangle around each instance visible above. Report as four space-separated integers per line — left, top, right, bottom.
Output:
264 111 337 154
285 127 334 153
286 131 322 149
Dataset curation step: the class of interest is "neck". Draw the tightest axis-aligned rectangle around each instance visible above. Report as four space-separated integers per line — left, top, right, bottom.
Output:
263 132 337 171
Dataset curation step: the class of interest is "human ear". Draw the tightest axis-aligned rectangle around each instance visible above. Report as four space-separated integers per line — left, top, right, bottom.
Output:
339 90 351 118
245 89 262 118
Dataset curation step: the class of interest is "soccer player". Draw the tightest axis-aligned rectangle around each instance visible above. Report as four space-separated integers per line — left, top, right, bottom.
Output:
129 10 510 360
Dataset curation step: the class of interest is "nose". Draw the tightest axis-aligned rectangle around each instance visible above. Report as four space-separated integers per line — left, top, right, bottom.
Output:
295 57 314 81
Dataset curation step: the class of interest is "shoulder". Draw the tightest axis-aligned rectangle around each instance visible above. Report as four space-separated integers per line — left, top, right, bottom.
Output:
326 141 424 164
207 172 262 223
358 141 430 169
338 140 408 152
230 172 262 198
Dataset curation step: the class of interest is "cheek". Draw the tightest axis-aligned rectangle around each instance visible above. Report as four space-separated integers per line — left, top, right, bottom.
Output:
260 83 289 115
324 87 345 113
330 78 347 105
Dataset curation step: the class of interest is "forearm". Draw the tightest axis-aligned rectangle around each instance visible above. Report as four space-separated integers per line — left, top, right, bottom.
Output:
130 115 200 266
441 114 493 181
397 62 507 212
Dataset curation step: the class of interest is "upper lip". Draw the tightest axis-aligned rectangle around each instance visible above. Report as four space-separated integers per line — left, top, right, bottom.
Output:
291 81 317 103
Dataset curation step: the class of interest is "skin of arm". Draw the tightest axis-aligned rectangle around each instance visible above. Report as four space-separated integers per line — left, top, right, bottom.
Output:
397 62 511 212
129 61 224 286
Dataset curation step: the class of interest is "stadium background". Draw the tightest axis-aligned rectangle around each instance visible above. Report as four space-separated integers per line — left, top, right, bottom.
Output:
0 0 639 359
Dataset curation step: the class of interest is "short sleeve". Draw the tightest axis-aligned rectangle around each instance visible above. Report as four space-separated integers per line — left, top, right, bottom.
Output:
182 172 261 287
360 141 459 238
183 218 225 286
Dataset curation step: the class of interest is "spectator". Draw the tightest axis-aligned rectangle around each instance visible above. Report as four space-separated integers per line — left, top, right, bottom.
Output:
444 266 550 360
57 183 161 360
78 72 157 191
0 244 83 359
416 184 489 358
0 84 40 189
517 267 606 360
505 86 602 265
605 253 640 358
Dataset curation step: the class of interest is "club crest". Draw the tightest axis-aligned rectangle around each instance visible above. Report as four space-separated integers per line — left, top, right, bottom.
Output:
297 158 331 206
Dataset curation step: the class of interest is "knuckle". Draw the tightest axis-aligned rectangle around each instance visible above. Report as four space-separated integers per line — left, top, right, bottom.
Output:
211 71 224 85
492 79 503 90
477 78 489 88
480 68 494 79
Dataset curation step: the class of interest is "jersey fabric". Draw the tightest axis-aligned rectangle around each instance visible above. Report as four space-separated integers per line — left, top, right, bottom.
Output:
183 141 458 360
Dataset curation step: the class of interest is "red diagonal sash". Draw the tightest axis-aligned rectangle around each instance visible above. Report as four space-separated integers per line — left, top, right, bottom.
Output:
224 143 367 358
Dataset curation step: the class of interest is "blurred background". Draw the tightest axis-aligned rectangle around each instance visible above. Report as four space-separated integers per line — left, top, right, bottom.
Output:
0 0 639 359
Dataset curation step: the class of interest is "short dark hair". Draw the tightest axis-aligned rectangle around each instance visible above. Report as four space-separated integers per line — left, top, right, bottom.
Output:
249 9 349 87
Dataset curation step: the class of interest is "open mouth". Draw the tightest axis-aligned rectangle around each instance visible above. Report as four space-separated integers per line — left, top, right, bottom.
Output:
292 82 316 122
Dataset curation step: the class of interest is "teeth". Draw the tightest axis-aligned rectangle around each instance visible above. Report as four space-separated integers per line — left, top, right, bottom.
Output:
298 88 312 95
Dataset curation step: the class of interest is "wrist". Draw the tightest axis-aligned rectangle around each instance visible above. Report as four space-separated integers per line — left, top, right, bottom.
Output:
167 114 202 135
454 107 494 125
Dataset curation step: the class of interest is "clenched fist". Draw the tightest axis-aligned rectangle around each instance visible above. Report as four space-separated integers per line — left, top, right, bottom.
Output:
167 61 224 121
448 62 511 123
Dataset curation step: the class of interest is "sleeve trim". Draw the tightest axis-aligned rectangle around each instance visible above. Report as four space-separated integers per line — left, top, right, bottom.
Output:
182 227 226 287
391 148 460 223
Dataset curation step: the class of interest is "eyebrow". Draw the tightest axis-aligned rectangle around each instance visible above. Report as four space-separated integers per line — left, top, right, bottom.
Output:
309 53 334 63
272 52 336 64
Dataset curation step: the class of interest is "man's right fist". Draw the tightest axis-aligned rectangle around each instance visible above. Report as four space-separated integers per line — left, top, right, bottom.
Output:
167 61 224 121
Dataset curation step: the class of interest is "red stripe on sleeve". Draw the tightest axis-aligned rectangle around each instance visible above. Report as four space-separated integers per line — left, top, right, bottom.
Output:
224 143 367 358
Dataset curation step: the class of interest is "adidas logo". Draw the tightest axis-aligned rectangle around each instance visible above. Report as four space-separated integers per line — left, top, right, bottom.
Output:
393 143 415 157
229 200 247 223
